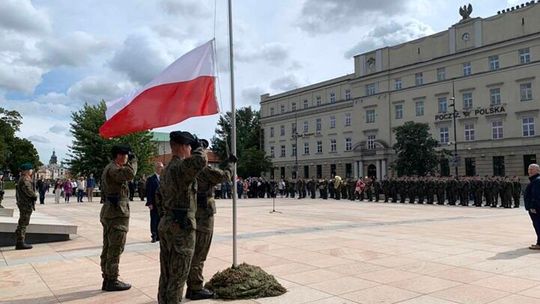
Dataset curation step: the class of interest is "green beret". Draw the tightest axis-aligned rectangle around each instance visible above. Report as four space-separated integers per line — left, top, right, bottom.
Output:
170 131 195 145
20 163 33 171
111 144 131 157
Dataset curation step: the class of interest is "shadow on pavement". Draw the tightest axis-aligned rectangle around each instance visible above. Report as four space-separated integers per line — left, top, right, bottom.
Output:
487 247 540 260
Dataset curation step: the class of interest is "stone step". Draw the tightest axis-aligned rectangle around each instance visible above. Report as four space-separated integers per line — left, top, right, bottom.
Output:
0 208 14 217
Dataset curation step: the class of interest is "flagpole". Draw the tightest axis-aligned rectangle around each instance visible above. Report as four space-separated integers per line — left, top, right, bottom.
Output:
228 0 238 268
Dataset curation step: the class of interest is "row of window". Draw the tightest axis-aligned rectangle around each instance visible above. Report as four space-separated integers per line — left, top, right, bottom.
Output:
269 90 352 116
269 136 378 158
269 113 352 137
438 117 536 144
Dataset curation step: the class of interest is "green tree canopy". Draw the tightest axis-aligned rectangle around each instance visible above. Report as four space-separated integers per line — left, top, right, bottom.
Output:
211 106 272 177
68 101 156 180
392 121 440 176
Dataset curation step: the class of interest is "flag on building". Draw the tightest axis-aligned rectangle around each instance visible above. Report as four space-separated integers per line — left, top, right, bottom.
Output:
99 40 218 138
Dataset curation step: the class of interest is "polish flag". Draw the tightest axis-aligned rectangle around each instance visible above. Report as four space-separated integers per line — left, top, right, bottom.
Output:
99 40 219 138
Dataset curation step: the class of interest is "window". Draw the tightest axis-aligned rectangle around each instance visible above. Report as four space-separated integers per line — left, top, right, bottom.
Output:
345 89 351 100
493 156 505 176
489 55 500 71
304 142 309 155
440 159 450 176
439 127 449 144
329 92 336 103
438 97 448 113
465 158 476 176
316 96 321 106
463 92 473 109
316 141 322 153
524 154 537 175
464 124 475 141
280 125 285 136
292 102 296 111
280 104 285 113
291 122 296 134
344 113 351 126
316 165 322 178
330 164 336 176
366 109 375 123
395 104 403 119
304 99 309 109
367 135 376 150
492 120 503 139
270 146 275 158
303 121 308 133
490 88 501 105
330 116 336 128
291 144 297 157
437 67 446 81
280 145 285 157
303 165 309 179
519 48 531 64
270 127 274 137
366 83 376 96
330 139 337 152
270 107 274 115
394 79 402 90
316 118 322 132
520 83 533 101
345 138 352 151
415 100 424 116
463 62 472 76
345 163 352 178
415 73 423 86
523 117 535 137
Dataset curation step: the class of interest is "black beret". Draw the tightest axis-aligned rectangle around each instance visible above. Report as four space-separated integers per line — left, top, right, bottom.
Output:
111 144 131 157
20 163 33 171
170 131 195 145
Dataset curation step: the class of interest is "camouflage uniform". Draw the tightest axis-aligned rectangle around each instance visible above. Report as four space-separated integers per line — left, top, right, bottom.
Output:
436 179 446 205
187 165 231 297
0 176 4 208
99 157 137 284
459 179 470 206
373 179 381 202
381 178 389 202
513 178 522 208
473 178 484 207
15 174 37 246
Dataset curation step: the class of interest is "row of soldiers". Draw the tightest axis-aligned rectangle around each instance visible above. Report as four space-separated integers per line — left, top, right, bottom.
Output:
259 176 522 208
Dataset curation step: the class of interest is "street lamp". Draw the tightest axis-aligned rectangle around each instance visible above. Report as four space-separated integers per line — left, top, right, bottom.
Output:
292 110 299 179
448 80 459 179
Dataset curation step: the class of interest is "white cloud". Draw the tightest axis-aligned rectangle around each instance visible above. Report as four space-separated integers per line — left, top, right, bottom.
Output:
49 124 68 134
159 0 212 18
67 75 136 104
38 31 110 67
0 0 51 34
237 43 290 66
241 86 265 105
27 135 50 144
270 75 301 92
0 61 43 92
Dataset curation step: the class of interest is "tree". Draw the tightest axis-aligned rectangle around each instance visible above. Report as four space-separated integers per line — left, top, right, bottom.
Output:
0 107 40 174
392 121 440 176
6 138 41 174
211 106 272 177
68 101 156 180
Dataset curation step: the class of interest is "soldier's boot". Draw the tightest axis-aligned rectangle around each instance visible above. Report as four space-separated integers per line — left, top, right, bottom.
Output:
186 288 215 300
103 279 131 291
15 241 32 250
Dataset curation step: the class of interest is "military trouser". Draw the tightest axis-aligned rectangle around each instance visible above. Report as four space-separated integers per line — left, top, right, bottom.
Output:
15 204 33 242
447 192 456 205
320 189 327 199
459 191 469 206
399 192 406 203
513 194 520 208
158 218 196 304
492 193 499 207
366 189 373 201
485 192 493 207
374 191 380 202
391 190 398 203
436 192 445 205
474 190 483 206
426 193 433 204
335 189 341 200
187 228 213 291
100 217 129 280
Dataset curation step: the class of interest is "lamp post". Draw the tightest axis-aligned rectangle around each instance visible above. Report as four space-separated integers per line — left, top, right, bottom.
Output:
293 111 299 179
449 80 459 179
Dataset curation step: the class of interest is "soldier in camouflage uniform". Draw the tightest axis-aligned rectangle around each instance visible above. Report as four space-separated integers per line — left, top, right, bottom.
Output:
447 177 458 205
100 145 137 291
373 178 381 202
381 177 389 202
492 177 501 207
390 178 399 203
365 177 373 202
473 177 484 207
502 177 513 208
0 171 4 208
347 178 356 201
158 131 207 303
15 163 37 250
319 179 328 199
459 177 470 206
186 155 235 300
436 178 446 205
484 176 493 207
512 176 522 208
425 177 435 204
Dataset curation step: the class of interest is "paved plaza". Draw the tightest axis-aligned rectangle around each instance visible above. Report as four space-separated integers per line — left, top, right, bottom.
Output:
2 190 540 304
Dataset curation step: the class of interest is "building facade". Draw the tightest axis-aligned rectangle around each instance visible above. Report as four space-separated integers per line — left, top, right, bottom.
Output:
260 3 540 179
37 150 69 180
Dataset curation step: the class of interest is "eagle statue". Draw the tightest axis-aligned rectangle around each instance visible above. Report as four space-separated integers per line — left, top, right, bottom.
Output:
459 4 473 20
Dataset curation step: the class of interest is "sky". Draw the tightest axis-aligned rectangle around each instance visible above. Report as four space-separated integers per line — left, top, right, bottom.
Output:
0 0 525 164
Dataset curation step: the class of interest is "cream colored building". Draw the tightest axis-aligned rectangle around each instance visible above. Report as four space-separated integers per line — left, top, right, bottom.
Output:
260 3 540 179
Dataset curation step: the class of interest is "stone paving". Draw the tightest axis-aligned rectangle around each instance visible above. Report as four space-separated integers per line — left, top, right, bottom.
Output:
2 190 540 303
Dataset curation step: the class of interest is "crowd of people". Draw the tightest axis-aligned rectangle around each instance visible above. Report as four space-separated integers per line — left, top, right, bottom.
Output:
223 175 523 208
36 174 97 204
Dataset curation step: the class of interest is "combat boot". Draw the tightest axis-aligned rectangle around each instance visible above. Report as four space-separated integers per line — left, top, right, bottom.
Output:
103 279 131 291
15 241 33 250
186 288 214 300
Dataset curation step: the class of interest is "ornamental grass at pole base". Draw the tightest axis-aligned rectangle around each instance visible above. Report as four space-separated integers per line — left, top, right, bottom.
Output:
204 263 287 299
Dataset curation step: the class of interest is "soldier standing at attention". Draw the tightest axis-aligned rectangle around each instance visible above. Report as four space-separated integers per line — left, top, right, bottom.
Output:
513 176 522 208
100 145 137 291
186 151 235 300
158 131 207 303
0 171 5 208
15 163 37 250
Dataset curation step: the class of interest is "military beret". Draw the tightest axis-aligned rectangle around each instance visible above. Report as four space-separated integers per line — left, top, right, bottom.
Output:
111 144 132 157
20 163 33 171
170 131 195 145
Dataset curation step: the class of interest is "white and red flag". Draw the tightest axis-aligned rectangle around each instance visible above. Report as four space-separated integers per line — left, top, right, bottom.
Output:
99 40 219 138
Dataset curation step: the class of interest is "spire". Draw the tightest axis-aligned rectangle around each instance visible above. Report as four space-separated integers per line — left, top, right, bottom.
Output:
49 150 58 165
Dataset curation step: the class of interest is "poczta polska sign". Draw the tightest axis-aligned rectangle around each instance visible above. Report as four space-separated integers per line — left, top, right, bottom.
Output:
435 105 506 121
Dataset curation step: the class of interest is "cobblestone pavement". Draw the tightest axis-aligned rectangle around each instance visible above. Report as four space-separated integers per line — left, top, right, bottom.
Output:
2 190 540 303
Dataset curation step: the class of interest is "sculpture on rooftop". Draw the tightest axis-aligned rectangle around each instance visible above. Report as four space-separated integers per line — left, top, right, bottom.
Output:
459 4 473 20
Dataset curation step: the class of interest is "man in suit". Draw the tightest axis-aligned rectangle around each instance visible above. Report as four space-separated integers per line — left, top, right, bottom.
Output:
146 162 164 243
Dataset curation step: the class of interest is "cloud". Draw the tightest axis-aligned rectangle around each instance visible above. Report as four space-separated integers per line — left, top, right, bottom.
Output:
297 0 411 34
67 76 136 104
109 33 172 84
0 0 51 34
28 135 51 144
2 93 74 117
237 43 290 66
159 0 211 18
270 75 301 92
0 62 43 92
241 86 265 105
38 31 109 67
49 124 68 134
344 19 434 58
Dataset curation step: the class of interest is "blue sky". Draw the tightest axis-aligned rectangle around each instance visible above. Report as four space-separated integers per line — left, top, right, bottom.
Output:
0 0 522 163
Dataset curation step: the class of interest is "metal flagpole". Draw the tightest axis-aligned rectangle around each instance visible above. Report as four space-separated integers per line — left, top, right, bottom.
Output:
228 0 238 268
